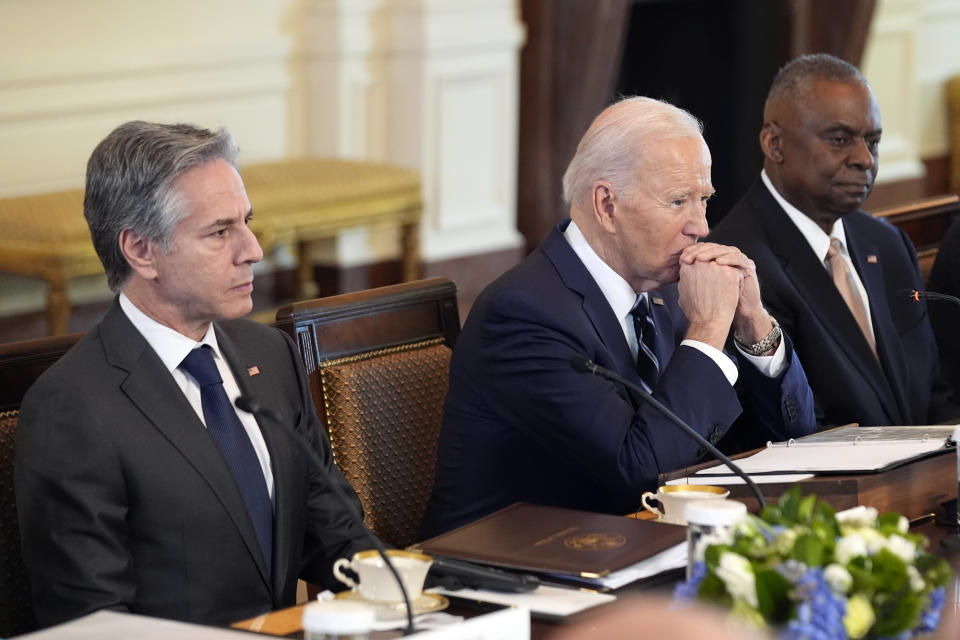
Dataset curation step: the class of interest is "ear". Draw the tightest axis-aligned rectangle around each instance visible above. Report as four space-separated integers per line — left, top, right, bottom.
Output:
760 122 784 163
118 228 160 281
591 181 618 233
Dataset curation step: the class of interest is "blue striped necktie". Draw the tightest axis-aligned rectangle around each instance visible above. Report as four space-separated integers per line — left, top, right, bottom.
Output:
630 295 660 390
179 345 273 571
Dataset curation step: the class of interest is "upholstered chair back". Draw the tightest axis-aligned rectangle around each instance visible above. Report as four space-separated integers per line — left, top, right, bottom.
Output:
275 278 460 549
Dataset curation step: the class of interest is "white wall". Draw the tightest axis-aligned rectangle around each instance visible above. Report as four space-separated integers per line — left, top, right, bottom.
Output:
861 0 960 183
0 0 525 315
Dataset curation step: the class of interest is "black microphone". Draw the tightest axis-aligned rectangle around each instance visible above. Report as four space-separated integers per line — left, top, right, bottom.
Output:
905 291 960 550
906 289 960 306
235 396 417 635
569 355 766 509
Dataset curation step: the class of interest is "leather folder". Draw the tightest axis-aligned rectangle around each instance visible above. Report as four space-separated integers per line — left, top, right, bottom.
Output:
412 502 685 579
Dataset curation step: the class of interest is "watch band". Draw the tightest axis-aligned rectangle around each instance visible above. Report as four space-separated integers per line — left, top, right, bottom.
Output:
734 315 782 356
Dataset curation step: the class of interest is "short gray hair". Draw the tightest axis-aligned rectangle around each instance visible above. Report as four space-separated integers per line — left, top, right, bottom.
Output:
561 96 703 208
766 53 867 106
84 121 239 291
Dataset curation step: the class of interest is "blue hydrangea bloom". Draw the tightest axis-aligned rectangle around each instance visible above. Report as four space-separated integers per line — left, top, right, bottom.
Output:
916 587 946 635
673 561 707 603
781 568 846 640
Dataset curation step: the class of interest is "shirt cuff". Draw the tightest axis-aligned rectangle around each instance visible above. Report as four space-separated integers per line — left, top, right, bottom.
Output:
680 339 739 386
734 334 788 378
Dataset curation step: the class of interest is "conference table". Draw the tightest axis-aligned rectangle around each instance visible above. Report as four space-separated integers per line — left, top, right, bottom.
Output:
232 519 960 639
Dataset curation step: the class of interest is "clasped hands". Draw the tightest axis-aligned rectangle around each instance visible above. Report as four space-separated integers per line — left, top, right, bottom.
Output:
677 242 773 352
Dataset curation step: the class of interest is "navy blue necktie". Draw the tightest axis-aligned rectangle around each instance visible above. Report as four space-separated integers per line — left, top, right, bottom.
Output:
630 295 660 391
180 345 273 571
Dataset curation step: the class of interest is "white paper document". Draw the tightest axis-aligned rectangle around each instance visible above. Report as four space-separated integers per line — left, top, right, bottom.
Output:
428 584 616 618
695 440 946 475
12 611 262 640
667 473 813 486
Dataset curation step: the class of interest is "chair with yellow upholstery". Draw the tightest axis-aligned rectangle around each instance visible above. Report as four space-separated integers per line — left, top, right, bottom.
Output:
0 333 82 637
274 278 460 550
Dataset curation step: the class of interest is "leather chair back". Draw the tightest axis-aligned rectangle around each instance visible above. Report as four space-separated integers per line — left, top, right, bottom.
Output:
275 278 459 549
0 333 82 637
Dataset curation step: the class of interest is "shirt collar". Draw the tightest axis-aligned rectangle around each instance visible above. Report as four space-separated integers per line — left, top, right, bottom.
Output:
118 292 223 373
761 169 848 262
563 219 639 322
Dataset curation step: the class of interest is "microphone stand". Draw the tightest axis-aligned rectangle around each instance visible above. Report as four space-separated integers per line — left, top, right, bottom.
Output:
569 355 766 510
235 397 417 635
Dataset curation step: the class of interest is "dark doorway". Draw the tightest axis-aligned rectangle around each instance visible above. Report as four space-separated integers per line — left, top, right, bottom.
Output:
615 0 786 226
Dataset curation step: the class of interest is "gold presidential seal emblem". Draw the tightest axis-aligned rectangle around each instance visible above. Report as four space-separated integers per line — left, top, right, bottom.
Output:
563 532 627 551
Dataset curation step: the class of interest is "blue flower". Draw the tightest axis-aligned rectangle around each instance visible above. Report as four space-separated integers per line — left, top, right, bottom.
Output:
915 587 946 635
781 569 847 640
673 561 707 603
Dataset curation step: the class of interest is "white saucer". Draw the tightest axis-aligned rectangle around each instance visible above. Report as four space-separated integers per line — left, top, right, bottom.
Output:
334 591 449 621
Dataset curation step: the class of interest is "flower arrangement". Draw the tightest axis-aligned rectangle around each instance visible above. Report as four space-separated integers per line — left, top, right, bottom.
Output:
674 487 952 639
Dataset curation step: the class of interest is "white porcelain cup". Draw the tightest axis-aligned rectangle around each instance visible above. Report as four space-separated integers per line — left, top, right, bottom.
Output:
332 549 432 603
640 485 730 525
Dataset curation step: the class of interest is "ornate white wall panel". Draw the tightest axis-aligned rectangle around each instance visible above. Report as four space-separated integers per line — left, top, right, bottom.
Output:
915 0 960 156
862 0 924 183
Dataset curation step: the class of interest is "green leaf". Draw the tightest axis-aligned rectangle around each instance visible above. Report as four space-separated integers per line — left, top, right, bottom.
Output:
789 533 825 567
778 486 802 524
871 549 909 594
915 553 953 588
848 563 877 594
877 512 901 527
812 501 840 537
760 504 783 526
797 494 816 524
754 568 792 624
877 512 904 536
704 544 731 570
697 572 732 607
871 590 923 637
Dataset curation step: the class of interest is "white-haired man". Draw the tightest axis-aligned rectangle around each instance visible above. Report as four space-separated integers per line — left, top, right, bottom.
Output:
422 96 816 537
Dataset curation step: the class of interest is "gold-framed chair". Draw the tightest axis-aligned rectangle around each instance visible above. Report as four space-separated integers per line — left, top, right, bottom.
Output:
0 333 82 637
275 278 460 549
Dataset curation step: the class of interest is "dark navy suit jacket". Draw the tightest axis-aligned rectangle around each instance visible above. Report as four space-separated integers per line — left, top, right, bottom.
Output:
710 179 959 428
421 220 815 537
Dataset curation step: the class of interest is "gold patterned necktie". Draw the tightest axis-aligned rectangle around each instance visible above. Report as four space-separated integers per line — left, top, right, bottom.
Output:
826 237 877 358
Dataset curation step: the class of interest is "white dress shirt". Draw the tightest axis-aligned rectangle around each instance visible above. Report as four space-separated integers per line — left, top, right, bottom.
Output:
760 170 876 344
119 293 275 501
564 221 788 386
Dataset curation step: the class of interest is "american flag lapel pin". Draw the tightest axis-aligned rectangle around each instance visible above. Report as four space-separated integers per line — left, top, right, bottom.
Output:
247 366 260 376
867 255 878 264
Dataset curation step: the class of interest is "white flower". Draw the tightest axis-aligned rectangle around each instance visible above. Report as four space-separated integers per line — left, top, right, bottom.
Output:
835 534 869 565
773 528 798 555
824 563 853 594
694 527 734 562
896 515 909 534
715 552 758 608
837 506 878 529
883 535 917 564
906 565 925 592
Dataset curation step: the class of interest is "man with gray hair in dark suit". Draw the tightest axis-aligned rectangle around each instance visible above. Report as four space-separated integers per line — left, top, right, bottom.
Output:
16 121 376 627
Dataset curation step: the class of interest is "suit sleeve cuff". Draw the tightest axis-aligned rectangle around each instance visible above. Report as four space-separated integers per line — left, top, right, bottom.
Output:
680 339 738 386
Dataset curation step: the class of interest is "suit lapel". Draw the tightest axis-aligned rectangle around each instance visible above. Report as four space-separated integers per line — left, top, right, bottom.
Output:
748 185 902 423
100 302 272 590
541 222 643 385
216 324 298 600
843 219 913 422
